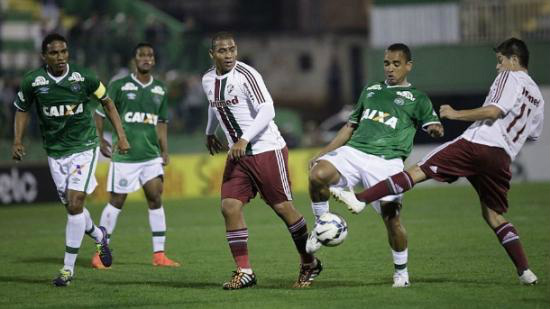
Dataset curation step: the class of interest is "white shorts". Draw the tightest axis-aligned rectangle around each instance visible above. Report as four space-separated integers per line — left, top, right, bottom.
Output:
107 157 164 193
48 147 100 204
318 145 404 213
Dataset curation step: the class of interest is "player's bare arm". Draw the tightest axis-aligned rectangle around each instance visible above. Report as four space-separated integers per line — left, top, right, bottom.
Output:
206 134 226 155
12 110 30 161
94 112 112 158
157 122 169 165
100 97 130 154
440 104 502 122
310 122 357 168
426 123 444 138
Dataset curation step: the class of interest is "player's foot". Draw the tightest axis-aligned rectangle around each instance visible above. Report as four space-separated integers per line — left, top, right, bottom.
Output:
306 232 322 254
519 269 538 285
52 268 73 287
152 252 181 267
96 226 112 267
293 258 323 288
330 187 366 214
91 252 110 269
222 268 257 290
392 271 410 288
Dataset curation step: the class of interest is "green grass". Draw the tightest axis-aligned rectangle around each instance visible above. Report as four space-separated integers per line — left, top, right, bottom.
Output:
1 182 549 309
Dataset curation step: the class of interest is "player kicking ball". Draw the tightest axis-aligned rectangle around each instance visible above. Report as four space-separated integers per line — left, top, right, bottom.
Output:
93 43 179 268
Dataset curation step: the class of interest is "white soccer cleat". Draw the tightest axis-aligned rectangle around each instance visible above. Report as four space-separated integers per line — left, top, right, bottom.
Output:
392 271 410 288
306 232 322 254
519 269 538 285
330 187 366 214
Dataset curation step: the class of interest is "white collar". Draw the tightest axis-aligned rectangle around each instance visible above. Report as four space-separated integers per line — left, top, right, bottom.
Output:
131 73 153 88
47 64 70 83
385 80 411 88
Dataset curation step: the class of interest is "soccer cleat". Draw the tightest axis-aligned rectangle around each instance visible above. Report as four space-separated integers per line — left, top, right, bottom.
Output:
52 268 73 287
152 252 181 267
222 268 257 290
306 231 322 254
392 271 410 288
96 226 112 267
91 252 110 269
330 187 366 214
293 258 323 288
519 269 538 285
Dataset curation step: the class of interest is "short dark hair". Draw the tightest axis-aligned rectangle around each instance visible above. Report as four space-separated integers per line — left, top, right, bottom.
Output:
133 42 154 57
494 37 529 68
387 43 412 62
211 31 235 50
41 33 67 54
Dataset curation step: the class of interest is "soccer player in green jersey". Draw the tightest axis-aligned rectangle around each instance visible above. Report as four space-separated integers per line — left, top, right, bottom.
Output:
305 43 444 288
11 33 130 286
93 43 180 268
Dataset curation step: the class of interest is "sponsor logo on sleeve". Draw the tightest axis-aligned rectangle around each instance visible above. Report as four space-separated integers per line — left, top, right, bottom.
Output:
31 76 49 87
17 91 25 102
151 86 165 96
121 82 138 91
367 84 382 91
68 72 85 82
396 91 416 101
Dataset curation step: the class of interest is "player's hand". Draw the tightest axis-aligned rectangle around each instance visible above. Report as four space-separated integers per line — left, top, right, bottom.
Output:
439 105 458 120
229 138 248 161
161 151 170 166
206 135 226 155
99 138 112 158
12 142 26 161
116 137 131 155
427 123 444 138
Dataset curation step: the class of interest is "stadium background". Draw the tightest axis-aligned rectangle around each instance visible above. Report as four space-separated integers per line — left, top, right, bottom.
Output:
1 0 549 203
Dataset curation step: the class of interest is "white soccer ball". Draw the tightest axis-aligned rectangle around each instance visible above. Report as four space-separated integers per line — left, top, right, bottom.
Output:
314 212 348 247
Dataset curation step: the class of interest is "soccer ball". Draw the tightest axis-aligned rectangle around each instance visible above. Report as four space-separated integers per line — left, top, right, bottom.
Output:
314 212 348 247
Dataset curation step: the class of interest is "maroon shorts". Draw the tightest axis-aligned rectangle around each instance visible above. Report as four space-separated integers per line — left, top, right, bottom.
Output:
221 147 293 206
419 138 512 213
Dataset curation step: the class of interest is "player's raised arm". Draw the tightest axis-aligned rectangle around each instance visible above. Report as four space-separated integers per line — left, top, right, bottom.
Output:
12 110 30 161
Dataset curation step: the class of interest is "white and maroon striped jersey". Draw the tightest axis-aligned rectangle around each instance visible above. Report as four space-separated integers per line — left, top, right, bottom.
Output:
202 61 286 155
462 70 544 160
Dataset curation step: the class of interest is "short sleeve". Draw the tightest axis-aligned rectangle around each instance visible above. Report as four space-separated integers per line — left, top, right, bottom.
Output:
158 85 169 123
488 71 521 115
13 77 34 112
348 89 367 124
415 94 441 129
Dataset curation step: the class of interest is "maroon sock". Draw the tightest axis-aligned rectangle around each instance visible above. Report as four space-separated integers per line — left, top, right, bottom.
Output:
356 171 414 203
287 217 314 264
226 228 251 269
494 222 529 274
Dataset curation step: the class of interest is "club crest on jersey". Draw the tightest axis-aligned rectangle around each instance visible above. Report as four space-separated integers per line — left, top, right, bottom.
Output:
124 112 158 125
127 93 136 100
394 98 405 106
209 96 239 108
32 76 49 87
121 82 138 91
68 72 85 82
43 103 84 117
367 84 382 91
70 83 81 93
227 84 235 94
396 91 415 101
153 95 162 105
361 108 398 129
151 86 165 96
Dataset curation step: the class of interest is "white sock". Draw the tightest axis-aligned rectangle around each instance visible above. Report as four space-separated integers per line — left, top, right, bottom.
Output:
392 248 408 273
64 213 86 274
148 207 166 253
311 201 329 221
82 208 102 243
100 203 121 244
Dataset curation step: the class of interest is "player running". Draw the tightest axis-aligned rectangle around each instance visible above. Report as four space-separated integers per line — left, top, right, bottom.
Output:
12 33 130 286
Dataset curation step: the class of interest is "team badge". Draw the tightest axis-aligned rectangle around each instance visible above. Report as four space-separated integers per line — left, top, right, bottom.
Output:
227 84 234 95
70 83 81 93
127 93 136 100
119 179 128 187
394 98 405 106
153 95 162 105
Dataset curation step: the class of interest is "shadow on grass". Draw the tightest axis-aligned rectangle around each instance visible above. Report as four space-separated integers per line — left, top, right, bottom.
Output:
18 257 60 265
0 275 49 285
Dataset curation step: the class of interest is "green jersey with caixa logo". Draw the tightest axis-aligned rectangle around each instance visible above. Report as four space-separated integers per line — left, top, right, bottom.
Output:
14 63 105 158
97 74 168 163
346 81 440 160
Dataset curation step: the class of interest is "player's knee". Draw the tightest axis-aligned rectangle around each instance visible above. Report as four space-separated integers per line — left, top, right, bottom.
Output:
381 202 401 221
271 201 295 216
309 165 333 187
147 196 162 209
221 199 242 218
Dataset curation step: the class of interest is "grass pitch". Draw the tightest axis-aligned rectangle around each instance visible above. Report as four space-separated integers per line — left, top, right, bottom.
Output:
0 182 549 309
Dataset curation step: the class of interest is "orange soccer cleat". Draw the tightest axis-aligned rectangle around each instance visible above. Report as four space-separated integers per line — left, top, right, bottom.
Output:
152 252 181 267
91 252 110 269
